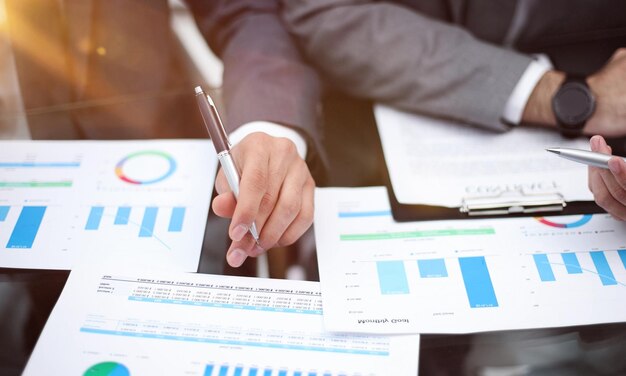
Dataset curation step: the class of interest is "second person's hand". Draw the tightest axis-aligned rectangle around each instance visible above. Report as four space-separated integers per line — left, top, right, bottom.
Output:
212 132 315 268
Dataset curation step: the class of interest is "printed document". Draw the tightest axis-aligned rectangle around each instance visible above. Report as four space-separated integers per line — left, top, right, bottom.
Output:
23 267 420 375
315 186 626 334
0 140 215 270
375 105 593 207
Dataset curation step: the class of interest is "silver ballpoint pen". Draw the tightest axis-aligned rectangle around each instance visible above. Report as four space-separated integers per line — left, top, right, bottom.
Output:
195 86 260 243
546 147 626 169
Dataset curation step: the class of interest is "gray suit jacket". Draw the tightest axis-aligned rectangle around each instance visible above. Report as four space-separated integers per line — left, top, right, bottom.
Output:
282 0 626 131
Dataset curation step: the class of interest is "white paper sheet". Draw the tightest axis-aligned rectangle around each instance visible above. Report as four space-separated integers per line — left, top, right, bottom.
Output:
314 186 626 334
375 105 593 207
23 267 420 376
0 140 216 271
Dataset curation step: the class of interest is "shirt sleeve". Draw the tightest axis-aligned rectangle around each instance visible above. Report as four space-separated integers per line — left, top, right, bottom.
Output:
502 55 553 125
229 121 308 160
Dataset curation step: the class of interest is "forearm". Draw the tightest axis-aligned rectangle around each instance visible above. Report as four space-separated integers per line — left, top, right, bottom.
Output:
187 0 321 135
282 0 533 131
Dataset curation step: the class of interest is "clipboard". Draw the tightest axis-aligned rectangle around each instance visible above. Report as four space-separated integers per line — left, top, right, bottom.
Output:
374 105 605 222
382 166 604 221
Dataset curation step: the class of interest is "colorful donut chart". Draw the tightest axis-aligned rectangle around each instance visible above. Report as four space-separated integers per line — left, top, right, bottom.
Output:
115 151 176 185
534 214 592 228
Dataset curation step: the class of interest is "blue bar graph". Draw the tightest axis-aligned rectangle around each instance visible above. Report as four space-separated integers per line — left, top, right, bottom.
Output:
114 207 131 225
168 207 185 232
139 207 158 237
417 258 448 278
234 367 243 376
279 371 288 376
0 206 9 221
619 250 626 270
263 369 272 376
0 162 80 168
219 365 228 376
308 373 317 376
590 251 617 286
7 206 46 249
561 253 582 274
204 365 214 376
533 254 556 282
249 368 258 376
293 372 302 376
458 256 499 308
85 206 104 230
376 261 410 294
338 210 391 218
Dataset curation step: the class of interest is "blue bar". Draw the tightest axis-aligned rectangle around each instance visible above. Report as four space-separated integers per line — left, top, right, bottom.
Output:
168 207 185 232
234 367 243 376
114 207 131 225
203 365 214 376
139 207 158 237
7 206 46 249
590 251 618 286
263 369 272 376
458 256 499 308
0 206 9 221
376 261 410 294
619 250 626 270
533 254 556 282
219 365 228 376
561 253 582 274
0 162 80 168
85 206 104 230
338 210 391 218
294 372 302 376
418 258 448 278
279 371 287 376
248 368 258 376
308 373 316 376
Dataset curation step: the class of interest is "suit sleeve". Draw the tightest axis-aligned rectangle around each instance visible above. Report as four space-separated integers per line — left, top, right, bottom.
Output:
185 0 321 137
282 0 534 131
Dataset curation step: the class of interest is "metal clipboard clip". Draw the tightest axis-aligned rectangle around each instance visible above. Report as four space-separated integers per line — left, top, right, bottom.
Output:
460 188 566 216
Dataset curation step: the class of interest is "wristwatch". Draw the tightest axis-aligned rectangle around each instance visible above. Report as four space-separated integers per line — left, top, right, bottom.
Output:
552 75 596 137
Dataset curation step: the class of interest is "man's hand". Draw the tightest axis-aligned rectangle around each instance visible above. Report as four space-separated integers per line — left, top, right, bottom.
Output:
212 132 315 267
522 48 626 137
588 135 626 220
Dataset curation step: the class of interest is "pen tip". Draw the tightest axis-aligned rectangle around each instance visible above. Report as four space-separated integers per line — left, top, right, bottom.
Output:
194 86 203 95
546 148 560 154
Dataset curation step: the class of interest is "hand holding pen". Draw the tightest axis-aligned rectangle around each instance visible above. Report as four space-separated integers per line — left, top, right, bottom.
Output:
549 135 626 220
195 86 315 267
587 135 626 220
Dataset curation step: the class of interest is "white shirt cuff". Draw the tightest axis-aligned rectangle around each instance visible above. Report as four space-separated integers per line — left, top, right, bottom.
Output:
502 55 553 125
228 121 308 160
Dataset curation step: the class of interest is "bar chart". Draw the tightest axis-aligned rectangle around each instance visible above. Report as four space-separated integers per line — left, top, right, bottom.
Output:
531 250 626 286
375 256 499 308
203 364 336 376
84 205 186 238
314 187 626 334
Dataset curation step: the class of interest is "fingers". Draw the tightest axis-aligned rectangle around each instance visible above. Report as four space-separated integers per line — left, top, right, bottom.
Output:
276 176 315 247
229 144 270 242
225 232 263 268
589 135 626 220
257 159 310 250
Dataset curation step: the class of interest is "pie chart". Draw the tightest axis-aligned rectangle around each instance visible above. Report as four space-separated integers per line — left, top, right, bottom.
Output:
83 362 130 376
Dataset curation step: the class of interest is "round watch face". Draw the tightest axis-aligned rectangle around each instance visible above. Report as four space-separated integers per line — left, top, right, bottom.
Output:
552 81 596 129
